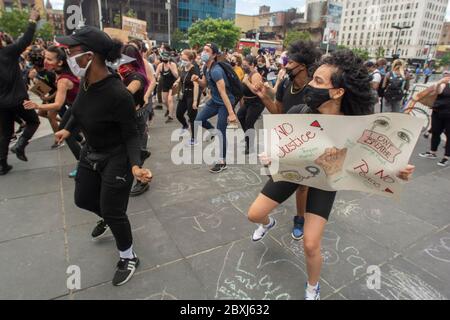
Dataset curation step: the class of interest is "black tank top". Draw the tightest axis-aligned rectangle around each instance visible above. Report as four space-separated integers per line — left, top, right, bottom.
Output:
434 83 450 114
243 72 263 106
161 63 176 85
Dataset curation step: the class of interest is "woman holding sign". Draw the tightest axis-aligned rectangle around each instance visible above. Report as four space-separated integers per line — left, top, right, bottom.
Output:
247 50 415 300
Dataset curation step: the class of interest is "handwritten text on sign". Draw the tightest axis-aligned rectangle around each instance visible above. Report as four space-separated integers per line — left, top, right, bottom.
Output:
263 113 424 197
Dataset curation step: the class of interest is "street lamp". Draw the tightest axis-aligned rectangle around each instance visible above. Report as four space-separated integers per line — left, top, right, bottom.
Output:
392 24 412 58
166 0 171 46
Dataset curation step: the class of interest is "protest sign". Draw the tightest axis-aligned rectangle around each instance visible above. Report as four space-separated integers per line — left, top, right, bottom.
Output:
263 113 424 197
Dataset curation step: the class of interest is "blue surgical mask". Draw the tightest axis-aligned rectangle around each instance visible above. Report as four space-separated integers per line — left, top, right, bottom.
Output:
201 52 210 63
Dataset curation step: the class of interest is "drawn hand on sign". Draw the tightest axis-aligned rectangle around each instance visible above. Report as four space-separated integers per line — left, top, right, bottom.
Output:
314 147 348 177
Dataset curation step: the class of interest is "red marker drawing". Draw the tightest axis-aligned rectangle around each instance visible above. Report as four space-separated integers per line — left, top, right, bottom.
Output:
310 120 323 130
385 188 394 194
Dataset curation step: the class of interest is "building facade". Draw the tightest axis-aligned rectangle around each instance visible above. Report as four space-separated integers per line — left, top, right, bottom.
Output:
235 5 301 40
337 0 447 61
439 21 450 45
178 0 236 32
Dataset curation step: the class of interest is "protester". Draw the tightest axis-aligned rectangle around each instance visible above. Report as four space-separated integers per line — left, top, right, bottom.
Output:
1 8 41 175
155 50 178 122
54 26 152 286
382 59 408 113
248 49 415 300
192 43 237 173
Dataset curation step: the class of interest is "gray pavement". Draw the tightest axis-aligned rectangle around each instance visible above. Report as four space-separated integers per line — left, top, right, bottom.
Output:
0 106 449 300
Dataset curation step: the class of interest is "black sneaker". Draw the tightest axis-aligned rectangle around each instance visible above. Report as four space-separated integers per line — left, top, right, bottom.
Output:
209 162 227 173
0 164 13 176
164 110 169 117
130 181 149 197
112 254 140 286
438 158 449 167
419 151 437 159
91 220 109 240
165 116 173 123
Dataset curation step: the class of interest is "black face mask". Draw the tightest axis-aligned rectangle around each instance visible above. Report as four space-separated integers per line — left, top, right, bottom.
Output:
286 64 303 81
243 66 251 74
303 85 332 111
230 61 236 67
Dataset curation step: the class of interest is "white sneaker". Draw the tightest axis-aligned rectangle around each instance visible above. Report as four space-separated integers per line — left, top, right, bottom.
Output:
252 217 276 241
305 283 320 300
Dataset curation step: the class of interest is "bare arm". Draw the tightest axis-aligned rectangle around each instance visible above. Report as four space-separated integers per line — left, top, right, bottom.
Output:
127 80 142 95
144 60 156 103
243 72 263 95
193 81 199 108
169 62 179 79
24 78 71 111
216 79 235 117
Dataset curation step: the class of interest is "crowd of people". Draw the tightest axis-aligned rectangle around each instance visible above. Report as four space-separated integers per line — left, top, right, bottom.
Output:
2 6 447 299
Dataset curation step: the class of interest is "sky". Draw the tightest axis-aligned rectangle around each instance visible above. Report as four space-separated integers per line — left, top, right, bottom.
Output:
51 0 450 20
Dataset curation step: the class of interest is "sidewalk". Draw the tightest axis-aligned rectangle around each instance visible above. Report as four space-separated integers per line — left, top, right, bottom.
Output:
0 108 449 300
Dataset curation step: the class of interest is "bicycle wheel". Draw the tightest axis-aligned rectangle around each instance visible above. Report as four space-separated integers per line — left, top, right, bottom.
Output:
408 107 430 132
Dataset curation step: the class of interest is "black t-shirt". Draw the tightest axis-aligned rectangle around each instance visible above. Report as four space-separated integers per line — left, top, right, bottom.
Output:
180 65 199 93
65 73 140 167
276 78 308 114
123 72 146 108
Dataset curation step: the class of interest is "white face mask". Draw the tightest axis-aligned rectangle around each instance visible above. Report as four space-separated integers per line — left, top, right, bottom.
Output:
67 51 93 78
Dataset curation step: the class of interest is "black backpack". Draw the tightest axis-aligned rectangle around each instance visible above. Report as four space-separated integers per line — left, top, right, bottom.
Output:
384 72 405 101
206 61 243 106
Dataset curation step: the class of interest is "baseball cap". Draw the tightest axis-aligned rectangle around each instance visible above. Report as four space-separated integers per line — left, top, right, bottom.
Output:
205 43 220 55
55 26 114 57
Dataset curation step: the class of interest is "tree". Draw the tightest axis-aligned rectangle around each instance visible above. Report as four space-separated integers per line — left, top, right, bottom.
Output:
352 48 370 61
36 22 54 41
283 30 312 48
375 46 385 59
171 28 188 50
242 47 251 57
440 53 450 67
0 7 29 38
114 9 137 28
188 18 241 51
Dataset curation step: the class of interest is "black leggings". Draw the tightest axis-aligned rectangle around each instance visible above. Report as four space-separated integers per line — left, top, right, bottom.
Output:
431 111 450 157
176 94 198 138
75 148 134 251
261 177 337 221
59 107 81 160
237 100 265 132
0 104 40 161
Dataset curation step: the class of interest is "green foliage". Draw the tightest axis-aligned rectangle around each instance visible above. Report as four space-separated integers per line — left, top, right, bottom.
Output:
440 53 450 67
242 47 251 56
0 7 29 38
36 22 54 41
375 46 385 59
283 30 312 48
171 28 188 50
114 9 137 27
188 18 241 50
351 48 370 61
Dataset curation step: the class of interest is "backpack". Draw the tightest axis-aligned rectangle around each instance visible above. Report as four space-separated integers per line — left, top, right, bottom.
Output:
384 72 405 101
206 61 243 107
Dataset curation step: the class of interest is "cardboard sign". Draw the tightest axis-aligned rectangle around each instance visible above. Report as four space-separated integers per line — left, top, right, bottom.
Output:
103 28 130 43
263 113 425 198
122 16 147 40
30 80 52 98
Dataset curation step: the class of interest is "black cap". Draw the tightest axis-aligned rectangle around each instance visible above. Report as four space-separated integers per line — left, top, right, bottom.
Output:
205 42 220 55
56 26 114 57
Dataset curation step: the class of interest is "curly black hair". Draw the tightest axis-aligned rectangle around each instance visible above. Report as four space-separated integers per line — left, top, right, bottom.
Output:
287 40 322 77
319 49 375 115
